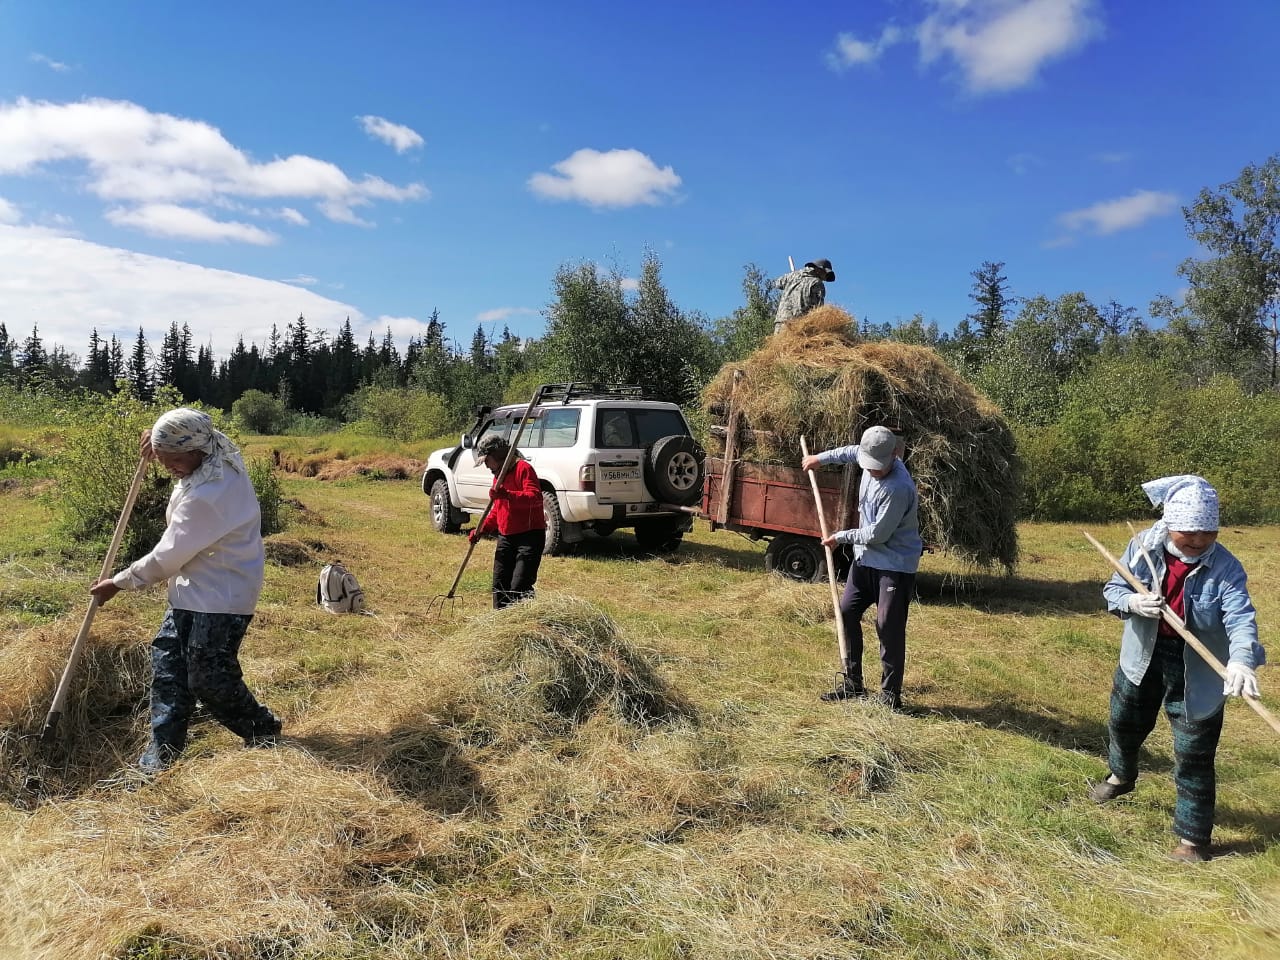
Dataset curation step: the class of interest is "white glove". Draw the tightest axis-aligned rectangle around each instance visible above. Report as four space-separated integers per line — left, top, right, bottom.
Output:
1125 592 1164 618
1224 662 1260 698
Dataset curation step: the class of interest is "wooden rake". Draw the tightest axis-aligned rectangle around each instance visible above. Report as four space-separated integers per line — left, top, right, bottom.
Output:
800 437 851 679
428 386 545 620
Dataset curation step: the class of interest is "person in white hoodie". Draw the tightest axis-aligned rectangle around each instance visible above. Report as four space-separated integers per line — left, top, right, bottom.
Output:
90 408 280 774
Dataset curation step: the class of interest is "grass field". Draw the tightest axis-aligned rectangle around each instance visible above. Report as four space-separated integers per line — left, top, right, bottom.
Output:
0 458 1276 959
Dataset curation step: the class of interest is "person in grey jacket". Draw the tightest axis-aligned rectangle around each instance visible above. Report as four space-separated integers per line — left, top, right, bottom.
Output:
801 424 921 709
90 408 280 774
773 258 835 334
1091 475 1266 862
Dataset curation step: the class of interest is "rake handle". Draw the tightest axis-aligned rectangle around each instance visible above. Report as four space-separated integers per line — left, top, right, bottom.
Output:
42 453 150 743
1082 529 1280 738
801 437 850 668
440 386 545 602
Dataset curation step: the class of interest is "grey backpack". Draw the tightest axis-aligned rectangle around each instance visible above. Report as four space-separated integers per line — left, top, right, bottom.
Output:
317 561 365 614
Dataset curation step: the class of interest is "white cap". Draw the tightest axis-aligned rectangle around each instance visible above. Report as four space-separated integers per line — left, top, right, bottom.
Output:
857 425 898 471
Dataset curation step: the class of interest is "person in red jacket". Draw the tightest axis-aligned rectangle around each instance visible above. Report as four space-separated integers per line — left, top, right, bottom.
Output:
469 433 547 609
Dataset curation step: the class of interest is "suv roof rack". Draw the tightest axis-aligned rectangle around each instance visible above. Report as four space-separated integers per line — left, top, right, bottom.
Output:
536 382 650 404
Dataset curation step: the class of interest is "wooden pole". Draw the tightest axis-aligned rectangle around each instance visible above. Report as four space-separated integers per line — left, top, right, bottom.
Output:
1082 529 1280 737
42 454 150 743
801 437 850 669
716 370 744 527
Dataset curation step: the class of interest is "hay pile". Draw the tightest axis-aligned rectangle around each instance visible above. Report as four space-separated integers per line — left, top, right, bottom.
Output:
0 613 150 802
702 306 1020 569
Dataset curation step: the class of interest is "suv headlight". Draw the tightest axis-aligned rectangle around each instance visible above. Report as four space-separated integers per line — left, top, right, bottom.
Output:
579 464 595 491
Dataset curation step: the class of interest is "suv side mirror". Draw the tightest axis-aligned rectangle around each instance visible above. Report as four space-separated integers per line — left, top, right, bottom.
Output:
461 434 474 450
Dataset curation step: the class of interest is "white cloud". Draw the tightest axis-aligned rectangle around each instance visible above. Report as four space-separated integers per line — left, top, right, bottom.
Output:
476 307 539 324
356 115 424 153
826 25 904 70
277 207 308 225
918 0 1101 93
281 274 318 286
0 97 428 239
29 52 70 72
620 277 640 292
528 148 681 208
1094 151 1130 165
1007 152 1042 175
105 204 278 244
0 197 20 224
0 224 369 358
1057 189 1179 236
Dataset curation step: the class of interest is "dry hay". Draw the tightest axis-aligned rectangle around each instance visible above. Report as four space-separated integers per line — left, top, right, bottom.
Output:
314 455 423 482
0 613 151 803
0 749 440 960
262 534 330 567
702 306 1020 569
273 448 423 481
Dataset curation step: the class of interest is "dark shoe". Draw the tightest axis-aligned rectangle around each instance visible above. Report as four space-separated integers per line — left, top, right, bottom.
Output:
871 691 903 711
245 714 283 748
1088 778 1135 803
820 680 867 703
1170 841 1212 863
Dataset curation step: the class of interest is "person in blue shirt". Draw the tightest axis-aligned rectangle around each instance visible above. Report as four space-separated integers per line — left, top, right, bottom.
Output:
1090 475 1265 863
801 424 922 709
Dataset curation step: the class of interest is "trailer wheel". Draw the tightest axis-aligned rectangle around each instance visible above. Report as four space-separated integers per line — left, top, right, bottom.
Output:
765 535 826 583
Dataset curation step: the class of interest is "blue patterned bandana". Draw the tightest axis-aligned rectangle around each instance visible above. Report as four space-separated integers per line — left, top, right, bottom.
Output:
1139 474 1219 553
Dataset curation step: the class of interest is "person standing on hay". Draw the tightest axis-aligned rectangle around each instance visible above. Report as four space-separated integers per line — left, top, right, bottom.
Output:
470 434 547 609
89 408 281 775
772 258 835 334
1090 475 1265 863
801 424 921 710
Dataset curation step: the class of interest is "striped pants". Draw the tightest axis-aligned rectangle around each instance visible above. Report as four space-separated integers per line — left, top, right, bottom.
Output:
1105 635 1224 846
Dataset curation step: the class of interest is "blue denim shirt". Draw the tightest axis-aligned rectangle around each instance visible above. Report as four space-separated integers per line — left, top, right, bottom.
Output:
1103 531 1265 721
816 445 922 574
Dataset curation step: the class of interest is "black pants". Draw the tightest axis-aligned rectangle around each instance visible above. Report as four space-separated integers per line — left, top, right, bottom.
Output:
493 528 546 609
839 563 915 695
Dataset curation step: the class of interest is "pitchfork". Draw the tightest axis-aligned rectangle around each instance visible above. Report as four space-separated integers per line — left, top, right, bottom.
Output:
428 386 545 619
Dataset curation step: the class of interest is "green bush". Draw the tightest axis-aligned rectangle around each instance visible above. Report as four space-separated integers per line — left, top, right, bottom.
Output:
1018 362 1280 523
48 390 183 563
247 456 283 536
231 389 290 434
346 385 450 441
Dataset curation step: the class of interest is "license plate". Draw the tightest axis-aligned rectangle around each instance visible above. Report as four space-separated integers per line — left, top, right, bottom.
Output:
602 469 639 482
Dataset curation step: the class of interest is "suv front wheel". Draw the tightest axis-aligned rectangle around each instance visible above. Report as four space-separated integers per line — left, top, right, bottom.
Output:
430 479 461 534
646 435 705 506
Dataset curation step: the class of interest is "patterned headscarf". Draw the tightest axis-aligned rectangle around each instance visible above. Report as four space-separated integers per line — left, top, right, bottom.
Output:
150 408 244 489
1139 474 1219 551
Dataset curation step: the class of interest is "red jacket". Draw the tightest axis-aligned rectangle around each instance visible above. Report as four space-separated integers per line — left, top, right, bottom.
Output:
478 458 546 536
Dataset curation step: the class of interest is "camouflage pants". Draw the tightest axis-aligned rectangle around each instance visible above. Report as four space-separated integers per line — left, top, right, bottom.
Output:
1106 635 1225 846
149 608 279 758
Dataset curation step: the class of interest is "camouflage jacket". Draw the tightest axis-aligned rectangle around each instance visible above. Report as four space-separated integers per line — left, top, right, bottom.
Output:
773 268 826 324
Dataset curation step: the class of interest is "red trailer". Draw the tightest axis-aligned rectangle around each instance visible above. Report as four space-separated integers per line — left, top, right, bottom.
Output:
696 369 861 583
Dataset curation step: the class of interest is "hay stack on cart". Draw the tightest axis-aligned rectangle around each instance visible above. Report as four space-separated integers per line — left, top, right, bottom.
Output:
701 306 1020 571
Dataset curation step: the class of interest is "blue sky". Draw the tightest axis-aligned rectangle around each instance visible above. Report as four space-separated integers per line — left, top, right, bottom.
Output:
1 0 1277 362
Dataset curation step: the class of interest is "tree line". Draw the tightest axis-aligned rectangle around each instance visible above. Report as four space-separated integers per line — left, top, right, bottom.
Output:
3 157 1278 521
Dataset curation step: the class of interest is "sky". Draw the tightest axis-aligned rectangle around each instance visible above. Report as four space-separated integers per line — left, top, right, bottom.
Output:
1 0 1277 364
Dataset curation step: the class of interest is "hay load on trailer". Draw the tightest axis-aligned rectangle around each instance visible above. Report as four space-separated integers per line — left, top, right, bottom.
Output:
701 306 1020 571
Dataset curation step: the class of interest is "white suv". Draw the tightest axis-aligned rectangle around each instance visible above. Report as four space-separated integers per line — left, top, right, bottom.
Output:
422 384 705 554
